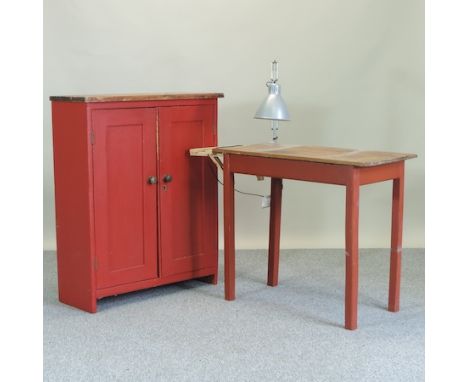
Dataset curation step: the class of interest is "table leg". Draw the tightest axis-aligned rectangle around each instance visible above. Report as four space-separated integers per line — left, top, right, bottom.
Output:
268 178 283 286
223 155 236 301
345 171 360 330
388 165 404 312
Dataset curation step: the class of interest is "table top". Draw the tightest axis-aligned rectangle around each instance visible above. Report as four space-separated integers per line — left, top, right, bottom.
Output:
49 92 224 103
213 144 417 167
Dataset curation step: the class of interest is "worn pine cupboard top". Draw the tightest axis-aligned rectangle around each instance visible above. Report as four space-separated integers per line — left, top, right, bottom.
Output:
49 92 224 102
213 143 417 167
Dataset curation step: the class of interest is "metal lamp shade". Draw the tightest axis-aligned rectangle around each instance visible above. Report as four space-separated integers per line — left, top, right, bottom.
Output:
254 82 290 121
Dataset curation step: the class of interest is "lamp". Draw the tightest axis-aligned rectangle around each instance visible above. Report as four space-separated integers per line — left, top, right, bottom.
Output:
254 60 290 143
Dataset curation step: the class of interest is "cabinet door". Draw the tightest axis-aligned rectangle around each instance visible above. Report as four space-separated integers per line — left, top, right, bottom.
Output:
92 108 158 289
159 105 218 276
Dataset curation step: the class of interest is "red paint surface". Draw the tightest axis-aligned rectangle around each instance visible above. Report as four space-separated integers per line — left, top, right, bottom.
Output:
159 106 218 276
345 169 360 330
229 154 351 185
267 178 283 287
52 102 97 312
222 155 236 301
51 98 219 312
92 108 158 288
388 163 404 312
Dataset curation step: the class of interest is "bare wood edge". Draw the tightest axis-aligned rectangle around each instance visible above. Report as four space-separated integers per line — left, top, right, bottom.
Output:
189 147 224 170
50 92 224 102
212 145 417 167
189 147 217 156
191 145 241 156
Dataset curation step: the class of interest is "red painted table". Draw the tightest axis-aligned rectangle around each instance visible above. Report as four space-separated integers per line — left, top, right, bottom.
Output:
212 144 417 330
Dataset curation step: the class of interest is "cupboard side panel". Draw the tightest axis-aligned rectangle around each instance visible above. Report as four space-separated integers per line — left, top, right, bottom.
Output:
51 102 96 312
201 103 218 278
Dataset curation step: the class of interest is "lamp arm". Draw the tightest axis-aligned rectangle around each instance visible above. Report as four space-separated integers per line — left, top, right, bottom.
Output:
271 60 278 82
271 120 279 142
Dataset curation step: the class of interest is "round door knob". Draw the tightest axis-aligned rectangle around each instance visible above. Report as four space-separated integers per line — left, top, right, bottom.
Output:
147 176 157 185
163 175 173 183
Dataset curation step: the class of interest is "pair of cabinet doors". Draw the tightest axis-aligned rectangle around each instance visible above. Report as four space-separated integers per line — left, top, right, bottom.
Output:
91 105 217 289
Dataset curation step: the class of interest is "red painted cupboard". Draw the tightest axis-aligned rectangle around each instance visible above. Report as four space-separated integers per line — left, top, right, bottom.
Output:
50 93 223 312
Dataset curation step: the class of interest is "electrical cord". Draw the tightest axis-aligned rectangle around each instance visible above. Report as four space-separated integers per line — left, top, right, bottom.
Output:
208 163 264 198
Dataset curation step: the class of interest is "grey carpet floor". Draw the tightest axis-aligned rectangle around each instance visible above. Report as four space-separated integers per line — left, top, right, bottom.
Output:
44 249 424 382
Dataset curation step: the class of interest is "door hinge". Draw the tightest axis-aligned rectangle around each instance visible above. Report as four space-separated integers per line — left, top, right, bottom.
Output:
90 129 95 145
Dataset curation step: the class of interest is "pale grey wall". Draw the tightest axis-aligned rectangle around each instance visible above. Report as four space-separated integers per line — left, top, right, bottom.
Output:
44 0 424 250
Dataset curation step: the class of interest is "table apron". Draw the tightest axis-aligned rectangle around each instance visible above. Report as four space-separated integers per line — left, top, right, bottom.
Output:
359 161 404 185
228 155 404 186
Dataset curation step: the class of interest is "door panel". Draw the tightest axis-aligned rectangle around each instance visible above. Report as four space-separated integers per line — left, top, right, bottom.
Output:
93 108 158 289
159 105 218 276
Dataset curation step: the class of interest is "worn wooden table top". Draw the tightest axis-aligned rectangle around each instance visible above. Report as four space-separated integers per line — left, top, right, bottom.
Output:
50 92 224 102
213 143 417 167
